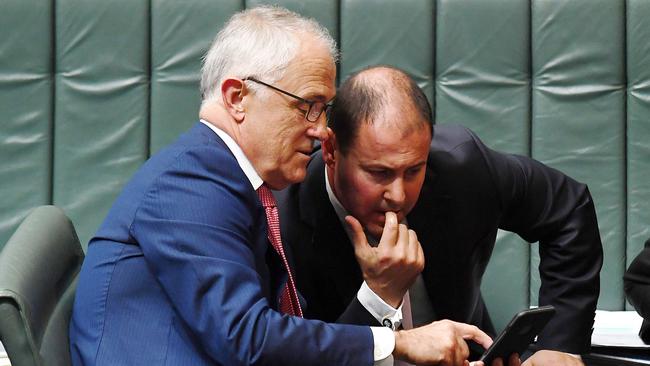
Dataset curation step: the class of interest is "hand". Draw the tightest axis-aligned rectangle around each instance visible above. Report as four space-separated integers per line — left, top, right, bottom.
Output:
522 350 584 366
345 212 424 307
393 319 493 366
487 353 521 366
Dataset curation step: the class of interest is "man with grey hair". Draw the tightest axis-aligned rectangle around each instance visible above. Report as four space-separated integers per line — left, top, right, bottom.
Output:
70 6 492 366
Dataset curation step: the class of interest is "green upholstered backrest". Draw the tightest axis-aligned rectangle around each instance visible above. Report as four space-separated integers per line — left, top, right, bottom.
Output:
0 206 84 366
1 0 649 332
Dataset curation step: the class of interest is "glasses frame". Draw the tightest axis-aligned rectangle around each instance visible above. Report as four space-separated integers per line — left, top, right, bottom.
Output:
243 77 333 122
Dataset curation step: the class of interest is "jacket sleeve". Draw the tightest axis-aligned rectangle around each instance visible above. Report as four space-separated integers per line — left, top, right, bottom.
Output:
130 146 374 366
467 128 603 354
338 297 385 326
624 239 650 343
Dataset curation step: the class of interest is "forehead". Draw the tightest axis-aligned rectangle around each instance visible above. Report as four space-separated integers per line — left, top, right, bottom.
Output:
277 37 336 101
348 121 431 167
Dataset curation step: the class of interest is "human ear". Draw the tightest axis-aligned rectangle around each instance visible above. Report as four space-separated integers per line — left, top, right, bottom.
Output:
322 129 337 166
221 78 246 122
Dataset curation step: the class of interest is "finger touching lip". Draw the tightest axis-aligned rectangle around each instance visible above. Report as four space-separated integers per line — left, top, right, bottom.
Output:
375 211 405 224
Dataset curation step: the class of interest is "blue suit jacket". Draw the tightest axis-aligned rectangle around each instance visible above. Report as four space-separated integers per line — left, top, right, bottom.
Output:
69 122 373 365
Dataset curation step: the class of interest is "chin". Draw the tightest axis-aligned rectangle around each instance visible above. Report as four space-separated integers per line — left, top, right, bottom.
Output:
365 222 384 239
285 168 307 185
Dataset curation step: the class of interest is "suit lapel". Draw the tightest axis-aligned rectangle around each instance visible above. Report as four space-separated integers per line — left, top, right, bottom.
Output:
298 154 363 305
408 163 460 321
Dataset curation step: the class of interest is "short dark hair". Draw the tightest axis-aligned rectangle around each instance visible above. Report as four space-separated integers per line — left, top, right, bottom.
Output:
329 65 433 155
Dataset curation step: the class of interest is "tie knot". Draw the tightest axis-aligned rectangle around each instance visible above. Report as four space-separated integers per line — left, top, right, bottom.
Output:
257 184 276 208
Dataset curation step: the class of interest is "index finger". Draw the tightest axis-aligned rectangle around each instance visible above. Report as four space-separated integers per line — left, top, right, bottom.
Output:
456 323 493 350
378 211 399 247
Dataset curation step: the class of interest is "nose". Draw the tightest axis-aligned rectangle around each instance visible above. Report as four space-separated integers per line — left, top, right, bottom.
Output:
307 114 328 141
384 178 406 208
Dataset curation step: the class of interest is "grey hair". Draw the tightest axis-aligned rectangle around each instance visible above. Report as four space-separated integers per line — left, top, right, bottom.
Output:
200 5 338 105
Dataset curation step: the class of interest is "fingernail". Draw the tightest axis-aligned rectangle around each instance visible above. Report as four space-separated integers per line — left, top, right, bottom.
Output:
386 212 397 225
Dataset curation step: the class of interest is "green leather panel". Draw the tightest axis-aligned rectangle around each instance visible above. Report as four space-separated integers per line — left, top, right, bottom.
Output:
247 0 338 42
627 0 650 283
0 0 645 329
481 232 530 332
530 0 625 309
436 0 530 154
436 0 531 332
530 242 541 306
339 0 434 102
54 0 150 247
150 0 242 154
0 0 52 250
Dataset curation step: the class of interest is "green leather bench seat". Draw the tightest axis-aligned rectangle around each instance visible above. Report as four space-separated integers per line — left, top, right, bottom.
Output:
1 0 649 332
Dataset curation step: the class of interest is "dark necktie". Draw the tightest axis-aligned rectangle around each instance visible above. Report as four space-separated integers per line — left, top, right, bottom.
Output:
257 184 303 317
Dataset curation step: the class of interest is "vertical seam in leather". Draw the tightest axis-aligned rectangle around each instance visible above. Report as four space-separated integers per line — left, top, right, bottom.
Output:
432 0 437 124
526 0 533 308
623 0 629 283
336 0 341 86
49 0 56 206
146 0 152 158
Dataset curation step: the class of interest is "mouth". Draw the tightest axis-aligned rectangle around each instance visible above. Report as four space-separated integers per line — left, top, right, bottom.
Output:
297 149 312 157
374 210 404 223
373 211 386 223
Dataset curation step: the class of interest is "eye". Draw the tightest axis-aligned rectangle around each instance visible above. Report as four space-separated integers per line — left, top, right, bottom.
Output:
368 169 391 180
405 166 423 179
291 99 308 111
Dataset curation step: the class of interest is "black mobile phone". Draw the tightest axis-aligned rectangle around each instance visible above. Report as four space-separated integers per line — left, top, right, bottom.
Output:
479 305 556 364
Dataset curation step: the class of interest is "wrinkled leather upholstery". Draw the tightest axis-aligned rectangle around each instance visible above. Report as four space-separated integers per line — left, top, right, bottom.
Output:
0 206 84 366
1 0 648 332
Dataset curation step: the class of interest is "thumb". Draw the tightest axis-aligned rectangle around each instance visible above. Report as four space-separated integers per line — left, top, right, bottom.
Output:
345 215 370 256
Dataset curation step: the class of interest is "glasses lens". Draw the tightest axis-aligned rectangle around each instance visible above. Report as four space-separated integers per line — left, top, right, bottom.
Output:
307 103 324 122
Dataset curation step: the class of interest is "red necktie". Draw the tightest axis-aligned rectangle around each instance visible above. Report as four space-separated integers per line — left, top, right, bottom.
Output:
257 184 303 317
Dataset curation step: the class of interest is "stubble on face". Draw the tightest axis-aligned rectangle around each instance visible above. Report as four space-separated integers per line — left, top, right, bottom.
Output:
330 118 431 239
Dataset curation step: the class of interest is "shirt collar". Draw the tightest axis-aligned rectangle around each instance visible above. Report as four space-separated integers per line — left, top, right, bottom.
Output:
200 119 264 190
325 167 381 246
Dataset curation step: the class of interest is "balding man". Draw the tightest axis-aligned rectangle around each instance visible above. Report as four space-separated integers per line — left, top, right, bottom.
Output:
277 66 603 366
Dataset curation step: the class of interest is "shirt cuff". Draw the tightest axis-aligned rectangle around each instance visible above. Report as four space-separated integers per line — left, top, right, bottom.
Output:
370 326 395 364
358 281 403 330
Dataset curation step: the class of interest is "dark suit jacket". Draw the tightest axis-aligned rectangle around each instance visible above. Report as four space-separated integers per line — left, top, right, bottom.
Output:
624 238 650 343
277 124 603 354
69 122 373 366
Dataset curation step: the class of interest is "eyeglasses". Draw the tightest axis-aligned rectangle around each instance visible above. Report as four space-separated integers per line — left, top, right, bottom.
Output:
244 77 333 122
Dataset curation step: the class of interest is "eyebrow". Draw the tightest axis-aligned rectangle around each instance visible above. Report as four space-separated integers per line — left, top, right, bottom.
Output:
362 161 426 170
408 162 427 169
300 92 335 103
